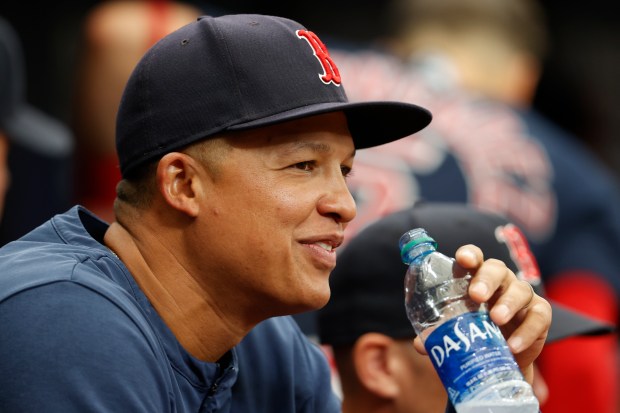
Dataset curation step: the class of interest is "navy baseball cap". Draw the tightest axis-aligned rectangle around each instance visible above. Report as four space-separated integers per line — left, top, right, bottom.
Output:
0 17 72 156
116 14 432 177
318 202 615 345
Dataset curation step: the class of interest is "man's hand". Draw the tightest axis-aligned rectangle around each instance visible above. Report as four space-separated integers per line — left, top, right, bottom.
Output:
413 244 552 384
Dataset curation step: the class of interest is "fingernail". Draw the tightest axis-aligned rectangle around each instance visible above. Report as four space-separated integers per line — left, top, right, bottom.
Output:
461 249 477 262
493 304 510 321
508 336 523 352
470 282 488 297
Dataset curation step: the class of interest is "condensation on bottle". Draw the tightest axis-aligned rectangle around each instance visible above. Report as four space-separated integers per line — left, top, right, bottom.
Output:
399 228 539 413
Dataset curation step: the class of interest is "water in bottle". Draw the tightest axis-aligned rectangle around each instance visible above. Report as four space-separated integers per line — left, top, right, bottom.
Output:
398 228 539 413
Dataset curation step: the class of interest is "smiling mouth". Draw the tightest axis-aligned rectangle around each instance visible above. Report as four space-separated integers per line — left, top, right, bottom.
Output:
315 242 333 252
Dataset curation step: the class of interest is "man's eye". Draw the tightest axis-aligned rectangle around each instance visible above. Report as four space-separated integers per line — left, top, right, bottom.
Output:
293 161 315 171
341 165 353 178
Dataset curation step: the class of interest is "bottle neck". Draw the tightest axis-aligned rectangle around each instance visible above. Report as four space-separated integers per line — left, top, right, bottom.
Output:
402 243 436 265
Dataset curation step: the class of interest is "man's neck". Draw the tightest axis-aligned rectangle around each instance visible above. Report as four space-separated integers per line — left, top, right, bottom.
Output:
104 221 246 362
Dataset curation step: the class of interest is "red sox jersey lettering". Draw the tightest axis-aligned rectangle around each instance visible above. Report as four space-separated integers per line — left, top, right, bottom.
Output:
296 30 341 86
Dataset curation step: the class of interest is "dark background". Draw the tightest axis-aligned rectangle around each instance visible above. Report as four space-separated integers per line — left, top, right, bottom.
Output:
1 0 619 181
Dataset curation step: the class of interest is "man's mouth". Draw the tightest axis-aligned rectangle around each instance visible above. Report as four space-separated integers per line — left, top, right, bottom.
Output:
314 242 334 252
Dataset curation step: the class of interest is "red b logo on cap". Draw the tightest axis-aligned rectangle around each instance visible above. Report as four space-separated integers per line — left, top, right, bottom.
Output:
495 223 541 285
296 30 342 86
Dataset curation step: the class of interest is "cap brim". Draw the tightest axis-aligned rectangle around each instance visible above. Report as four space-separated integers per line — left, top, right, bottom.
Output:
228 100 432 149
3 104 73 157
548 301 615 343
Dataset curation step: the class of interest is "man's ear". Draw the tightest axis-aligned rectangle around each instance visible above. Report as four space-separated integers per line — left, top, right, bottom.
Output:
156 152 203 217
352 333 400 398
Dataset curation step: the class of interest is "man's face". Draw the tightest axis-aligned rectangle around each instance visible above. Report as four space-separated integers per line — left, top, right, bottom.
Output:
192 112 357 321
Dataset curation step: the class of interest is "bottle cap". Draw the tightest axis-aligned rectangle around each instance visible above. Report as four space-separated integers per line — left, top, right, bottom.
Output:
399 228 438 264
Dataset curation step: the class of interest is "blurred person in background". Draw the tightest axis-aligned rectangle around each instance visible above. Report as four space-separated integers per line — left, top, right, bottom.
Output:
323 0 620 411
0 16 73 241
71 0 203 222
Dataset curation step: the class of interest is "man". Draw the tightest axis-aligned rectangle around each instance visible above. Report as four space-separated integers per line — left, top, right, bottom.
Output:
318 202 614 412
326 1 620 411
0 14 550 412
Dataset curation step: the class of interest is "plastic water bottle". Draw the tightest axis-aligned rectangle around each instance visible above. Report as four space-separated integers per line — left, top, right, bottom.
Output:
398 228 539 413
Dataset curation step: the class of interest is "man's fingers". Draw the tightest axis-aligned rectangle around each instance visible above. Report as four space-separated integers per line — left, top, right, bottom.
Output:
465 257 510 303
454 245 483 268
490 279 537 325
413 336 427 355
505 296 551 353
